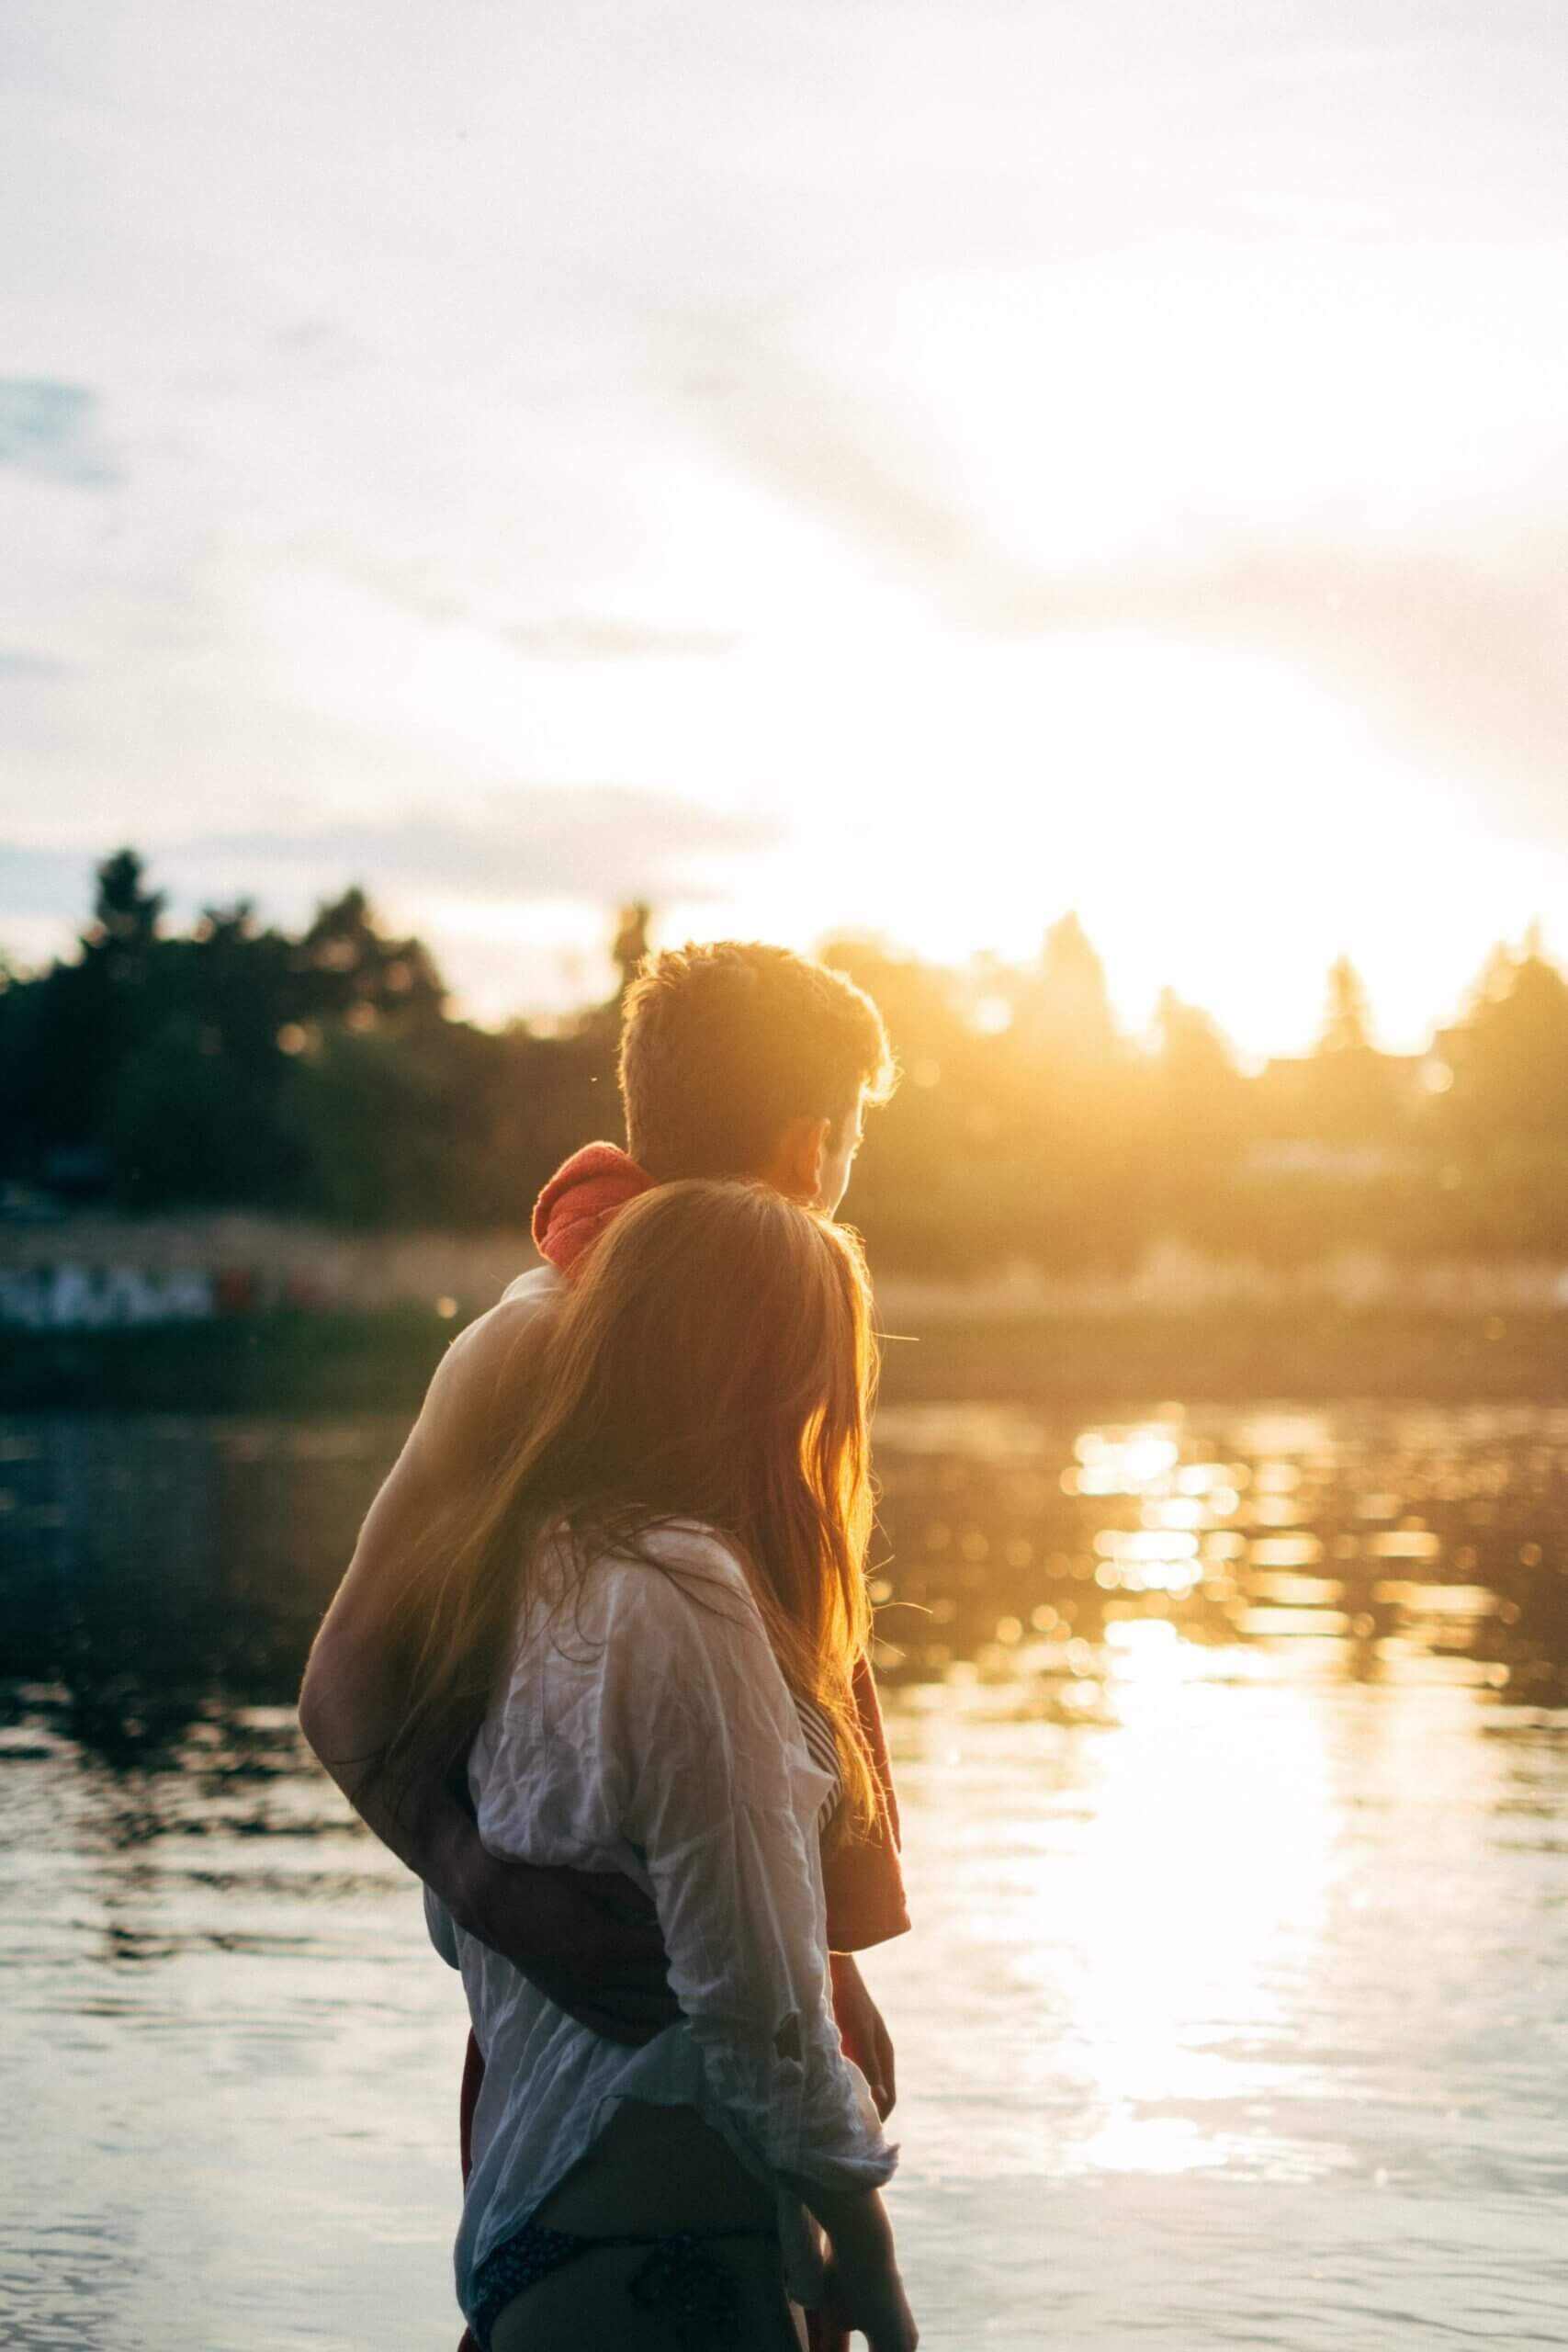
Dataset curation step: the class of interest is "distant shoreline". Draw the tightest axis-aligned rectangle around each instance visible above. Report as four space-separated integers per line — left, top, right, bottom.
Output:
6 1301 1568 1414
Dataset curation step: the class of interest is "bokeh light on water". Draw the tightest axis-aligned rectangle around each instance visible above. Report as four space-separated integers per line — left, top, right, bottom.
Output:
868 1400 1568 1706
5 1404 1568 2348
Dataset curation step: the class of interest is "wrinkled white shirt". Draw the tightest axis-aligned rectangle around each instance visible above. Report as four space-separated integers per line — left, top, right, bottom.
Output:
425 1521 896 2323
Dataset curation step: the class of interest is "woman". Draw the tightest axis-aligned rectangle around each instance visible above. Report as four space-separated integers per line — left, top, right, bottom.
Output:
378 1179 918 2352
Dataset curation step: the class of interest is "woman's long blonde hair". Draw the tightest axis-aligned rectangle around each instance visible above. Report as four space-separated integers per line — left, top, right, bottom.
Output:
376 1179 881 1835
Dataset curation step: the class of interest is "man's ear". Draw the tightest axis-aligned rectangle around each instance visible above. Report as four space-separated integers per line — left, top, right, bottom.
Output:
760 1114 831 1204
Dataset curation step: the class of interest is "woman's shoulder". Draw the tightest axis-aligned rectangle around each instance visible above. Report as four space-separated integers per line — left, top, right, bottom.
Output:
492 1524 761 1745
627 1518 750 1582
563 1522 765 1657
595 1520 753 1605
504 1526 797 1775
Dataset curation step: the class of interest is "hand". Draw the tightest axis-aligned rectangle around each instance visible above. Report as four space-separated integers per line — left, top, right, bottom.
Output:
829 1951 897 2119
801 2186 916 2352
464 1851 680 2043
819 2253 919 2352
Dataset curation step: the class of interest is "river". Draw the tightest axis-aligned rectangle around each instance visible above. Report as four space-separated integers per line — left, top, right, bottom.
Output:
4 1400 1567 2348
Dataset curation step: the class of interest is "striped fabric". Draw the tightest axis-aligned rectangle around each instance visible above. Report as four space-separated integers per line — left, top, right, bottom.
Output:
793 1693 843 1831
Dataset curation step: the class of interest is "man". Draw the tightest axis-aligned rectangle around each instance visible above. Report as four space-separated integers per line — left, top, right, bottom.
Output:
298 940 909 2335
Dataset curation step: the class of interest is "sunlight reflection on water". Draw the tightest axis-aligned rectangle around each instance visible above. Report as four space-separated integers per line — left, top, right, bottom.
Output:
5 1404 1568 2348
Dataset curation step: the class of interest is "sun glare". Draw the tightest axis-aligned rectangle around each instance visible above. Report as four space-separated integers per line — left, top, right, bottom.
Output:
649 620 1444 1057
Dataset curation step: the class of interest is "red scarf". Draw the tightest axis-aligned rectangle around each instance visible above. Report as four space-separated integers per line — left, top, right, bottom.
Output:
529 1139 656 1272
455 1145 908 2350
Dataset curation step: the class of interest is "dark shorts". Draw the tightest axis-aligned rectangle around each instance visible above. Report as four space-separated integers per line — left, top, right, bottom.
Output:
469 2217 780 2352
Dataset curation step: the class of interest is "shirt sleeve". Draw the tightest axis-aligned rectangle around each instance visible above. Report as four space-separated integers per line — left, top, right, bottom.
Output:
606 1547 897 2193
423 1883 462 1969
478 1532 897 2195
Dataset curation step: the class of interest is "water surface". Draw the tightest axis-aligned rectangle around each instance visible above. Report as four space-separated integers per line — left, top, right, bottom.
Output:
5 1402 1568 2349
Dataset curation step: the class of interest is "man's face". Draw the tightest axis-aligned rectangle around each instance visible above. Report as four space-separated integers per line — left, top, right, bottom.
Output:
815 1095 866 1216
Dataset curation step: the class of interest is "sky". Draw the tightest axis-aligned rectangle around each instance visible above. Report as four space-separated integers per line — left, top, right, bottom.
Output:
3 0 1567 1056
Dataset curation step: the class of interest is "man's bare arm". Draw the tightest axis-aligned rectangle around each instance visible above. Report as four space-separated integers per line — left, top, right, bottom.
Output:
829 1951 896 2120
298 1289 677 2039
298 1293 525 1815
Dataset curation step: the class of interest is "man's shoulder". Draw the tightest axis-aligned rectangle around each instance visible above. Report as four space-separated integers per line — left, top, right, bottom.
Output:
499 1263 565 1308
449 1265 563 1369
417 1266 563 1449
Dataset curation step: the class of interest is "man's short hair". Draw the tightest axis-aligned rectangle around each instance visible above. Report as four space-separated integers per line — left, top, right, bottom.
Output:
619 941 895 1181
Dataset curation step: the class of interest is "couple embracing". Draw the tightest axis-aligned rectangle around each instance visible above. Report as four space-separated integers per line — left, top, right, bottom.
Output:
300 942 920 2352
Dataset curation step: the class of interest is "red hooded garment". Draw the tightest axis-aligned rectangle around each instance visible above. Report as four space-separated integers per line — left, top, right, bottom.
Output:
454 1146 909 2350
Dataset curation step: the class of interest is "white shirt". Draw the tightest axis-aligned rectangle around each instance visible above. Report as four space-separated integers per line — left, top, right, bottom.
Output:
425 1520 897 2323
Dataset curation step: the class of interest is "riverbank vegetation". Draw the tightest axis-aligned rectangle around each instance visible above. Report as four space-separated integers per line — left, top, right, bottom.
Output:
5 850 1568 1272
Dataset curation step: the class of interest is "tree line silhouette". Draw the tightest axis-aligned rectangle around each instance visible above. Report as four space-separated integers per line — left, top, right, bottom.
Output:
3 849 1566 1270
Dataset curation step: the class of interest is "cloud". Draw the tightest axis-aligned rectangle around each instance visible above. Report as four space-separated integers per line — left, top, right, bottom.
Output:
328 555 745 660
0 650 73 681
683 346 994 590
0 381 121 488
1 786 783 965
271 320 341 356
685 340 1568 818
1010 541 1568 825
175 786 778 904
0 786 779 932
497 616 743 662
341 558 744 659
